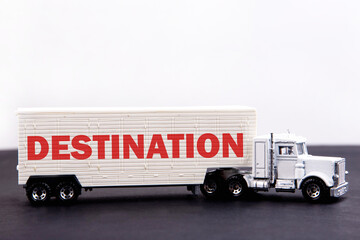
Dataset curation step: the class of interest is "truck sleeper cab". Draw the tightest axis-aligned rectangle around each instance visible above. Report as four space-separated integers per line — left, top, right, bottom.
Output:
200 133 349 202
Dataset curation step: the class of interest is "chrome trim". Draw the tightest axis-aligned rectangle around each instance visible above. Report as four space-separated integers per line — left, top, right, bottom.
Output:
330 182 348 197
334 160 346 187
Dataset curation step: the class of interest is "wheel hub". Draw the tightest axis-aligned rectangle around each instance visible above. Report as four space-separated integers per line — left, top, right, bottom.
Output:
32 187 47 201
306 183 320 198
229 181 242 195
60 186 74 200
204 180 217 194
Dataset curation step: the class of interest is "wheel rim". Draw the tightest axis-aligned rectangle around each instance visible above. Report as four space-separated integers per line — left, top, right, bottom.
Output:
204 179 217 194
306 183 320 199
32 187 47 201
229 181 242 195
60 186 75 200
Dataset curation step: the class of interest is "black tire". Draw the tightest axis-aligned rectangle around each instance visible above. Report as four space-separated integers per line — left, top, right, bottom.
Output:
55 181 80 204
225 175 248 199
200 175 223 198
26 182 51 206
302 178 329 202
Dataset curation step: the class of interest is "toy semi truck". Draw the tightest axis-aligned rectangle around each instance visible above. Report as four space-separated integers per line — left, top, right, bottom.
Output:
17 107 348 205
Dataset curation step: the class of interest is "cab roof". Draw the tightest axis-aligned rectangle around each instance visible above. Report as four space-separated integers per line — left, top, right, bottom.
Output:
254 133 306 143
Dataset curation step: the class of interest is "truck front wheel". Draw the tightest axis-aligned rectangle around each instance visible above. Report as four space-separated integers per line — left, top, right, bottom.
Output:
301 178 329 202
26 182 51 206
55 181 80 204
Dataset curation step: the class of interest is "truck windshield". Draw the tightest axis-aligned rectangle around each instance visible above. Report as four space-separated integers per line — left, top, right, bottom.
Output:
297 143 307 155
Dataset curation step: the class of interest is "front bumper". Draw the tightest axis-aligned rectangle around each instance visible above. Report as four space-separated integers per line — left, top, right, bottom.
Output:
330 182 348 197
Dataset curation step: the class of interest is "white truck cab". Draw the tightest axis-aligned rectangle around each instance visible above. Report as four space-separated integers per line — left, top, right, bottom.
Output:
247 133 348 201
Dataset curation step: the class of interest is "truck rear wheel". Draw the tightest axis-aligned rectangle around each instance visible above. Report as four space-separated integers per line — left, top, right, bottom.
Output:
26 182 51 206
200 175 222 198
225 175 247 198
55 181 80 204
302 178 329 202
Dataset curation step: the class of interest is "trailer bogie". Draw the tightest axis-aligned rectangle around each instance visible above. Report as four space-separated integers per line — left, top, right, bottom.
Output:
25 175 81 205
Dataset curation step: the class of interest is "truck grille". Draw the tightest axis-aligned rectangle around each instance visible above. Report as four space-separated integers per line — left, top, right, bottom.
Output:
337 160 346 185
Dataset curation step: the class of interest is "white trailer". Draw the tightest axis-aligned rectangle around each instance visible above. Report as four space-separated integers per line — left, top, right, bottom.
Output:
17 106 348 205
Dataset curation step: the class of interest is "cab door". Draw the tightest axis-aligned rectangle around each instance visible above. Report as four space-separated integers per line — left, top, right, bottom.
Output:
254 141 268 178
275 144 297 179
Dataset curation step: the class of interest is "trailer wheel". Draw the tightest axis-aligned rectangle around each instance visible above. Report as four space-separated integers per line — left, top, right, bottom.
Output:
225 175 248 198
26 182 51 206
55 181 80 204
200 175 222 198
302 178 329 202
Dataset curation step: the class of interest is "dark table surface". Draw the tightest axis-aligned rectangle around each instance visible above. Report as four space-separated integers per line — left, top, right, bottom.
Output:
0 146 359 240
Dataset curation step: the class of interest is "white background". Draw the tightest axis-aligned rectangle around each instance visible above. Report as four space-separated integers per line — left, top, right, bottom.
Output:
1 0 359 150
